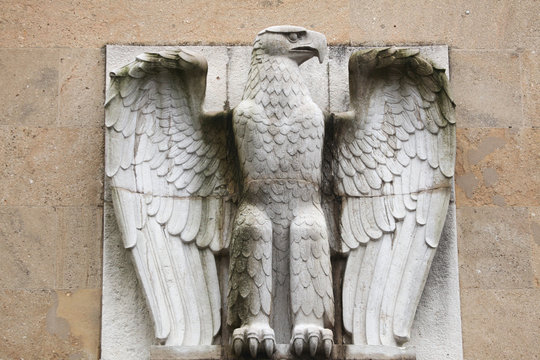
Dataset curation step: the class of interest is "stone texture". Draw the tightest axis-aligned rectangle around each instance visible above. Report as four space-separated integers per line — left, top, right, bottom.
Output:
530 208 540 288
450 50 522 128
106 45 228 112
328 46 449 113
455 128 540 207
227 45 329 110
150 344 418 360
328 46 356 112
0 289 100 360
101 202 154 360
104 201 463 359
59 48 105 127
460 289 540 360
350 0 539 49
103 45 462 360
56 206 103 289
0 48 59 127
457 207 534 289
0 126 104 207
0 0 349 48
226 46 252 108
0 1 536 357
0 206 58 290
409 203 463 360
521 50 539 128
55 289 102 360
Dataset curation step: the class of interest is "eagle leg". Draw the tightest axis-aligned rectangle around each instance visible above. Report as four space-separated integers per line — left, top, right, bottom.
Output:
289 206 334 358
228 202 275 358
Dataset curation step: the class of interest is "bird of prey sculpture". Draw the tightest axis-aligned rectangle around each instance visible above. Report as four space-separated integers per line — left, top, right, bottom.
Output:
105 25 455 359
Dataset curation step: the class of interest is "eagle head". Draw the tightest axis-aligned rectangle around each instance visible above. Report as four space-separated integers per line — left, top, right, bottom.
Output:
255 25 327 65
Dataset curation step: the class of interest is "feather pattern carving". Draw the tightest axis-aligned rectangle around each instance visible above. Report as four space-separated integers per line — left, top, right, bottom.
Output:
105 49 236 346
335 48 455 346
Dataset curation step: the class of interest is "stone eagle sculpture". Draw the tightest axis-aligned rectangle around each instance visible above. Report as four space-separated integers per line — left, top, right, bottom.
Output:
105 25 455 359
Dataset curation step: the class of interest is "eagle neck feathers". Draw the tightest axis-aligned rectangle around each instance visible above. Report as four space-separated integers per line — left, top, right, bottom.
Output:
242 43 311 119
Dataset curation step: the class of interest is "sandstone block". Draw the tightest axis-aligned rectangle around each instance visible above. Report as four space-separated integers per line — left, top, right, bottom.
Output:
0 206 58 289
0 0 349 48
59 48 105 127
521 50 539 128
0 289 100 360
56 206 103 289
0 48 58 126
0 126 104 206
55 289 102 360
455 128 539 207
460 289 540 359
457 207 534 289
530 208 540 288
350 0 539 49
450 50 522 128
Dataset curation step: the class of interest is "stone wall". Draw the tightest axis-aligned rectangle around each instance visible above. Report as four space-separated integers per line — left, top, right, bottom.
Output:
0 1 537 359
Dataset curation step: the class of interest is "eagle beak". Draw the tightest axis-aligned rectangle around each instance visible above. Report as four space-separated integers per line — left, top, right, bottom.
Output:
291 30 327 64
310 30 327 64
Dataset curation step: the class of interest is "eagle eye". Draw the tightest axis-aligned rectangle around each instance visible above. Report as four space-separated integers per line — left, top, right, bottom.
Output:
287 33 299 42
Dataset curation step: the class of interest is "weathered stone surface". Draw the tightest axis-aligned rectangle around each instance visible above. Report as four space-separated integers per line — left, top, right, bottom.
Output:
59 48 105 127
521 50 539 128
457 207 534 289
0 126 104 206
226 46 253 108
104 200 463 359
101 202 154 360
328 45 449 113
56 206 103 289
150 344 418 360
103 44 461 360
455 128 540 207
0 0 349 48
460 289 540 359
0 206 58 289
529 208 540 288
0 48 58 126
0 289 100 360
55 289 102 360
106 45 228 112
450 50 522 128
350 0 539 49
409 203 463 360
0 0 536 358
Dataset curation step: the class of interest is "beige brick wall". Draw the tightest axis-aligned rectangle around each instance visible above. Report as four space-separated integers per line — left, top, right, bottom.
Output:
0 1 537 359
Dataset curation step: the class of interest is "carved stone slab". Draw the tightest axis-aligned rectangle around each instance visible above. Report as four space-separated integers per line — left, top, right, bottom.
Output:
150 344 416 360
102 45 462 360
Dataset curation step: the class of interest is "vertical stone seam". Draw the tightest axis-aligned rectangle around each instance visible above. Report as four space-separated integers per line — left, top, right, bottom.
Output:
225 46 232 111
55 206 64 289
56 48 61 127
518 50 527 129
326 57 331 113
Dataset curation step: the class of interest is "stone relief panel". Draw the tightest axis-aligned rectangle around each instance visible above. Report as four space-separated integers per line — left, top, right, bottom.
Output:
103 26 462 360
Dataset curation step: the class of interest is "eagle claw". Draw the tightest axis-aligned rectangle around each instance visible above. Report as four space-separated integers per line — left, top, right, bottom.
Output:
232 325 275 358
291 325 333 358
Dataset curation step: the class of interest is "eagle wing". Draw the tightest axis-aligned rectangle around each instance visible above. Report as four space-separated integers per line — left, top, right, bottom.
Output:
333 48 455 345
105 49 236 346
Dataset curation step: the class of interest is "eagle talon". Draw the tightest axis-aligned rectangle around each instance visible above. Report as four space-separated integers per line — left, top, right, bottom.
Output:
248 337 259 358
309 335 319 356
232 324 275 358
293 338 304 356
264 338 275 357
291 325 333 358
233 337 244 356
322 329 333 358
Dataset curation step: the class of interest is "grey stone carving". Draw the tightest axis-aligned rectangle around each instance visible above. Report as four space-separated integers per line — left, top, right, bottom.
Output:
105 26 455 359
